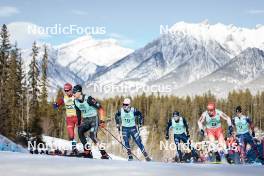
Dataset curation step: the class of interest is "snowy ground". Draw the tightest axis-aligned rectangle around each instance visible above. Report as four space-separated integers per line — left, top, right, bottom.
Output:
42 136 125 160
0 152 263 176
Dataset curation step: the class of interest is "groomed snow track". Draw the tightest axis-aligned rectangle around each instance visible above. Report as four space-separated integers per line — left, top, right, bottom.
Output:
0 152 263 176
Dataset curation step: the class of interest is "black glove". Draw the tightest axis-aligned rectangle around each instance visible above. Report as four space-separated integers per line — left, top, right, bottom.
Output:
199 129 205 137
117 125 121 132
228 126 233 136
165 135 169 140
252 131 255 137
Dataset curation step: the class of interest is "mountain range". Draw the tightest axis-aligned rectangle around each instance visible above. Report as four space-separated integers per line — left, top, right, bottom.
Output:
22 21 264 98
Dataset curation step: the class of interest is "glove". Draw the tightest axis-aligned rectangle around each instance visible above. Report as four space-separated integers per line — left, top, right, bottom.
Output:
252 131 255 137
165 135 169 140
53 103 58 110
138 123 143 129
199 129 205 137
116 124 121 132
99 120 106 128
228 126 233 136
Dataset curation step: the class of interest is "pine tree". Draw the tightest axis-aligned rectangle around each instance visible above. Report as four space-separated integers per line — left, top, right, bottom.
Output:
0 24 11 136
6 44 22 139
39 45 49 119
17 51 27 133
28 41 42 143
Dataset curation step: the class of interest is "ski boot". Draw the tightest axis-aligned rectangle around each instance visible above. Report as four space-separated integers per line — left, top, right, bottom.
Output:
127 149 134 161
100 150 110 159
128 155 133 161
70 147 79 156
70 140 78 156
83 149 93 158
143 151 151 161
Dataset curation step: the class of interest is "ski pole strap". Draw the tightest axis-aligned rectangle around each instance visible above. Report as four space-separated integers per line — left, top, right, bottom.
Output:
99 127 140 160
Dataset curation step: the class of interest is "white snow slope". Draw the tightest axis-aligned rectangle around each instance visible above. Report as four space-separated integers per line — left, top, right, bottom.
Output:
0 152 263 176
42 136 124 160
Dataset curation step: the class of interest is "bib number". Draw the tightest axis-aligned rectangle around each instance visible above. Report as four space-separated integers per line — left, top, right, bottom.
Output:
211 122 217 127
124 118 130 123
66 104 74 109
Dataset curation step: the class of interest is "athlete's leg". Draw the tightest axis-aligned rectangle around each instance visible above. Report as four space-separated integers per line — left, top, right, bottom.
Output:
245 133 259 158
88 116 108 159
181 133 197 159
130 126 151 161
237 134 247 161
66 116 75 141
174 134 183 161
215 127 226 150
206 129 216 146
131 126 145 152
122 127 132 159
71 116 79 151
89 116 99 144
78 120 91 149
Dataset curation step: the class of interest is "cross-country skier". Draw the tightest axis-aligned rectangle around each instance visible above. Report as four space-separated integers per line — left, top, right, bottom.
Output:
226 131 240 164
198 102 233 161
232 105 259 163
165 111 197 162
115 98 151 161
72 84 109 159
53 83 78 154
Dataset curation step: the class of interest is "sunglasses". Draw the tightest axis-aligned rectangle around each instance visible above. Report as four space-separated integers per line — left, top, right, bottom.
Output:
123 104 130 106
64 90 71 92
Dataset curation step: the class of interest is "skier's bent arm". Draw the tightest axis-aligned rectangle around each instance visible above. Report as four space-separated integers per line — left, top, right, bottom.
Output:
74 104 82 126
115 110 121 131
220 113 232 126
87 96 105 121
183 117 190 135
134 108 143 126
198 114 205 130
98 108 105 121
53 98 64 109
247 117 255 132
165 119 172 137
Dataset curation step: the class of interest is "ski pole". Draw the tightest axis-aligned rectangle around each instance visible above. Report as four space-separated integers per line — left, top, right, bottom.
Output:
118 127 124 150
99 127 140 160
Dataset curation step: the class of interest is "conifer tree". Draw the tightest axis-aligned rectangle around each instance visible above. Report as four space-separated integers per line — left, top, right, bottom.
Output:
28 41 42 143
0 24 11 136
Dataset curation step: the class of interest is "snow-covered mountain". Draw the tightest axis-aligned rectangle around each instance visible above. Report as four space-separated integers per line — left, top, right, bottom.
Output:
57 35 133 81
169 21 264 57
174 48 264 97
21 36 133 97
21 44 84 97
85 21 264 97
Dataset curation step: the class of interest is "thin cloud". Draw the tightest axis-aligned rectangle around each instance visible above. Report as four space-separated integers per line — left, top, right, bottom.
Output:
0 6 20 17
71 9 88 16
247 9 264 14
7 21 49 49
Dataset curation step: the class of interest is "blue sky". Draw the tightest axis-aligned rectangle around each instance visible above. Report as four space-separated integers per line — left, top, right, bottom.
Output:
0 0 263 49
